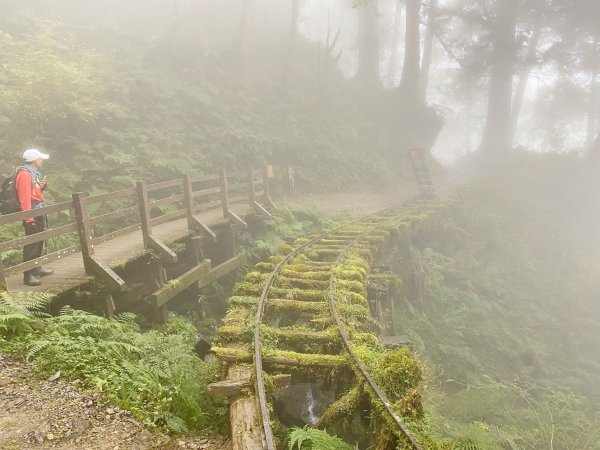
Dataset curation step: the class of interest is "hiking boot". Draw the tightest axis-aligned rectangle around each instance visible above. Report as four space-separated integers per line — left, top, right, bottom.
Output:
33 267 54 277
24 273 41 286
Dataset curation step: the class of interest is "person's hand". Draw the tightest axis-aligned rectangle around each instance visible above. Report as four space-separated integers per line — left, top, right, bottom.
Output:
40 177 47 191
25 221 38 234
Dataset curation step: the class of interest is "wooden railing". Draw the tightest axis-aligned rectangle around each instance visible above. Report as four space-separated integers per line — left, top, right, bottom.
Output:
0 167 275 291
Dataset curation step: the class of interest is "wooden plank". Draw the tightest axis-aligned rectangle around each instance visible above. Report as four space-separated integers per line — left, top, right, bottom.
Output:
92 223 141 245
0 200 74 226
149 193 185 208
252 201 272 218
136 181 152 242
193 187 220 198
183 174 195 230
0 223 78 252
151 259 212 308
89 254 126 292
150 209 186 227
89 205 138 225
146 179 183 192
220 169 229 217
197 253 247 289
4 244 81 277
0 259 6 291
226 209 248 228
191 216 218 242
85 188 136 205
207 378 250 398
263 165 277 209
148 235 178 265
191 174 220 183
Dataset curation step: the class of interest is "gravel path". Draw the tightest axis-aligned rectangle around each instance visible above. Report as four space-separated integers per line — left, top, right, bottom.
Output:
0 354 231 450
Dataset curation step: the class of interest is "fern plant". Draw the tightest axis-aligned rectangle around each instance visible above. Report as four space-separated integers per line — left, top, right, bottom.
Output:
287 426 355 450
0 291 53 338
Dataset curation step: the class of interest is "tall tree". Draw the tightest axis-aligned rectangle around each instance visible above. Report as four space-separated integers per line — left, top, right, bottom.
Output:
235 0 254 80
281 0 301 89
419 0 437 102
510 23 541 142
587 39 599 147
355 1 380 84
478 0 519 154
398 0 421 104
387 0 403 86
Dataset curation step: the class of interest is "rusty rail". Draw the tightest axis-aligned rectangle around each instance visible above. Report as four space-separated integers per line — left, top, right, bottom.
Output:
253 206 426 449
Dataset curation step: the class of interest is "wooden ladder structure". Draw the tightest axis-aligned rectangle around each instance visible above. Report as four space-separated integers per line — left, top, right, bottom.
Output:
408 148 436 198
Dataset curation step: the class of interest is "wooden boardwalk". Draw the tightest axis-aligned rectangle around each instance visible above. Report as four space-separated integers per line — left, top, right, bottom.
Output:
0 168 274 312
6 202 252 294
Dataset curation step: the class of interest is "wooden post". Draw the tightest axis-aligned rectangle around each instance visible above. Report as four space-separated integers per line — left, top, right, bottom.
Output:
136 181 177 264
220 168 229 219
183 174 195 231
136 181 152 247
104 293 116 318
249 167 256 204
73 192 127 292
263 165 276 209
73 192 95 274
0 259 7 291
152 260 168 323
184 174 218 241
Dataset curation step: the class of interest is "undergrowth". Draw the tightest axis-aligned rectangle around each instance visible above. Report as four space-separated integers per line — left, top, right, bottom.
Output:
0 294 227 434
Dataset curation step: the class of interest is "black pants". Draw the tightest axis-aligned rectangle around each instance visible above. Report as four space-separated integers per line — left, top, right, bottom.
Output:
23 216 45 277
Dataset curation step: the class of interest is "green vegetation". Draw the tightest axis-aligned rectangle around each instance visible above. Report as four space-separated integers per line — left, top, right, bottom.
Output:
287 426 354 450
0 293 227 434
393 157 600 449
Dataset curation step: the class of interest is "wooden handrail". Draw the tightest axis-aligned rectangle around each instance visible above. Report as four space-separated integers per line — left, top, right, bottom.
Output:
0 200 74 226
0 167 272 289
85 188 136 205
0 223 78 253
89 205 138 226
147 178 184 192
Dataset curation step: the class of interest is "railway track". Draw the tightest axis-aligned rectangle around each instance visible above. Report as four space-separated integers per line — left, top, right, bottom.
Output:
211 201 446 449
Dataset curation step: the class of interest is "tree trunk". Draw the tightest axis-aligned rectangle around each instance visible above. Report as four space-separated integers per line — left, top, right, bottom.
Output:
398 0 421 105
236 0 254 80
281 0 301 89
387 0 404 87
227 365 267 450
587 58 598 147
478 0 518 154
419 0 437 102
355 1 380 85
510 24 541 143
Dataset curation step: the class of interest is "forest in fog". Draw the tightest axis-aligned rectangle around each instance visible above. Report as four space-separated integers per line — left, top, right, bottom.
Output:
0 0 598 191
1 1 600 450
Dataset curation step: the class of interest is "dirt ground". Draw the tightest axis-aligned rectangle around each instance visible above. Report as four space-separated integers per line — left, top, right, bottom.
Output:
280 182 420 217
0 354 231 450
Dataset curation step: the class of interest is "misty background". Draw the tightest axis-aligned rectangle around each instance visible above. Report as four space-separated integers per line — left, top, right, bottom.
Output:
1 1 600 448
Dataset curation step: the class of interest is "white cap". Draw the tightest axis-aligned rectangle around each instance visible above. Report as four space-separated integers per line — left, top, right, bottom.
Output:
23 149 50 162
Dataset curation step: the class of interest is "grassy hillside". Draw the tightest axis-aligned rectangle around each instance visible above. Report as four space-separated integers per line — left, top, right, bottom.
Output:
0 4 440 202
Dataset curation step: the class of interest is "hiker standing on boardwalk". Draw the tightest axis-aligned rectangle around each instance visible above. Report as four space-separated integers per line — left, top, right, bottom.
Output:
16 149 54 286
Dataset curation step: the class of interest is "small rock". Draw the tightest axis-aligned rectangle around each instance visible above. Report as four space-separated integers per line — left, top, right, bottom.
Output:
106 407 115 415
46 433 55 441
33 431 45 444
47 371 61 382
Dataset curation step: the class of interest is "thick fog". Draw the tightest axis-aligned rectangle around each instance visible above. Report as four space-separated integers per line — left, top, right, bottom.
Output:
1 1 600 449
